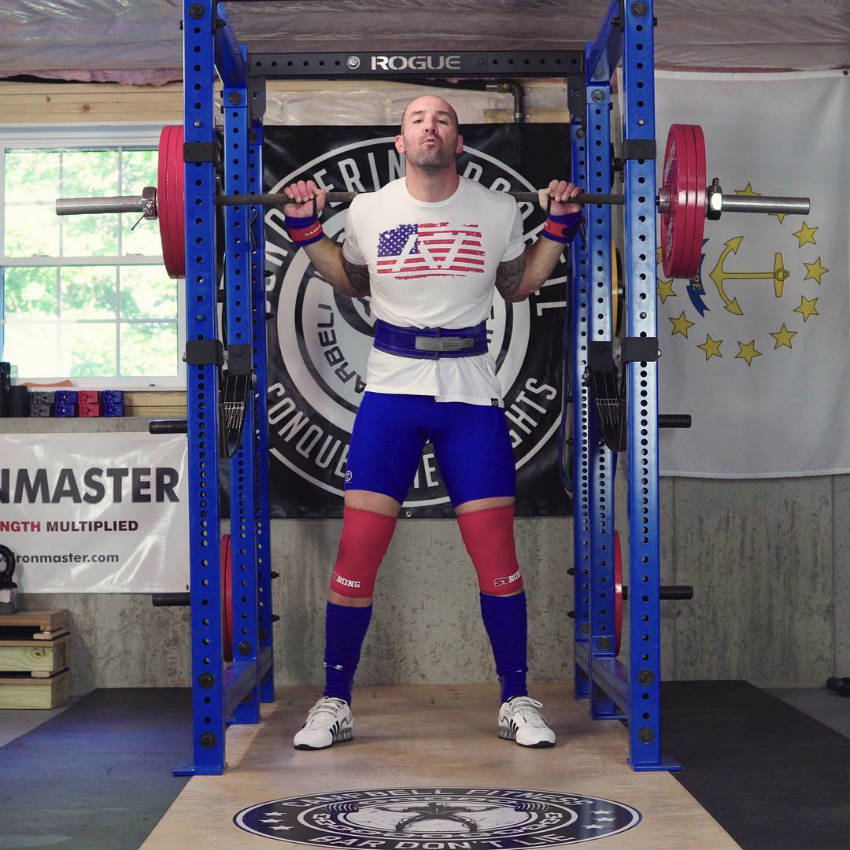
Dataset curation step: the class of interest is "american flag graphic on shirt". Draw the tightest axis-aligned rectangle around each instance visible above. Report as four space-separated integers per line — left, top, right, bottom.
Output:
376 222 485 279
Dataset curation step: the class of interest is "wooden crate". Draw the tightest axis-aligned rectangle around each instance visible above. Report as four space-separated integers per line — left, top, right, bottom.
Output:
0 609 69 641
0 669 70 709
0 610 72 708
125 406 188 418
0 633 70 675
124 390 187 419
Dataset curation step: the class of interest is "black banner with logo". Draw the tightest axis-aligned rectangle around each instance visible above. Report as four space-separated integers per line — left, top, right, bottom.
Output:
263 124 572 517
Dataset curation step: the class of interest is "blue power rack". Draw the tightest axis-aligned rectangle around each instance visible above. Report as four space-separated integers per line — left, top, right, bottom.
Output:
574 0 679 771
176 0 274 775
178 0 675 773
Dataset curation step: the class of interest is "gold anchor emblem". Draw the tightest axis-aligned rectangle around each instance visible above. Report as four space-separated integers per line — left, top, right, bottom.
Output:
709 235 791 315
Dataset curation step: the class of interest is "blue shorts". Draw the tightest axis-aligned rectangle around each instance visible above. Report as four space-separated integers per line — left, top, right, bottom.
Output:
345 392 516 506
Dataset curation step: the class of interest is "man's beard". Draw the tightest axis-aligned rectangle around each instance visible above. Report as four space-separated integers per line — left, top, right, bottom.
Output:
406 141 455 170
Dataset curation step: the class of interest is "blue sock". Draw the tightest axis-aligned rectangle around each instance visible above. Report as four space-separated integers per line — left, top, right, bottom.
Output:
323 601 372 705
480 591 529 703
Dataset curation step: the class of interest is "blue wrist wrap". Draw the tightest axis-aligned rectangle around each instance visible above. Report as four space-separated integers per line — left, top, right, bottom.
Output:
541 211 581 244
284 213 324 246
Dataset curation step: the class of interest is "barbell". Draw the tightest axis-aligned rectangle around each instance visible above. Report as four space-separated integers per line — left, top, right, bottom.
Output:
55 123 809 281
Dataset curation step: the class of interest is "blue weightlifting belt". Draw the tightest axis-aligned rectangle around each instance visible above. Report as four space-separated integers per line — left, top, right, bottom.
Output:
372 319 488 359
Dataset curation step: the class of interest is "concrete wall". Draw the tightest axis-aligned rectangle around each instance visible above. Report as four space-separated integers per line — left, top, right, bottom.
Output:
16 431 848 694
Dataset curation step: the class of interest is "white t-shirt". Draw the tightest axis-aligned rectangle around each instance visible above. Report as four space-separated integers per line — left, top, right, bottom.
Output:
342 176 525 407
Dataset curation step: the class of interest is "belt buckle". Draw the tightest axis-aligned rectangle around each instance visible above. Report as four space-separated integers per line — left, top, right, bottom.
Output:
440 336 475 352
414 335 475 354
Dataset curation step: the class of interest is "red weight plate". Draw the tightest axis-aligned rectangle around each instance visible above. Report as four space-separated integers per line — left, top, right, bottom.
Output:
614 530 623 655
221 533 233 662
166 124 185 278
157 125 185 279
676 123 700 280
661 125 685 278
660 129 674 276
680 124 707 278
156 127 174 275
673 123 697 278
662 124 709 279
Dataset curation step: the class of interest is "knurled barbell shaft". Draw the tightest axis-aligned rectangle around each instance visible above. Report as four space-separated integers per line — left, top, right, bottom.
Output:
215 190 626 207
55 189 623 216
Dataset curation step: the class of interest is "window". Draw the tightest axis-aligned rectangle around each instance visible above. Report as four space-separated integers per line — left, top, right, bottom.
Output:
0 126 185 388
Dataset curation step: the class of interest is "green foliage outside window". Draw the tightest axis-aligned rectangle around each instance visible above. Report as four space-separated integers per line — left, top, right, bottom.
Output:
1 143 180 381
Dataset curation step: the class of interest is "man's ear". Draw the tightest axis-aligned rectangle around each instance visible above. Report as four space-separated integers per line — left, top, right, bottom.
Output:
395 134 405 155
456 133 464 154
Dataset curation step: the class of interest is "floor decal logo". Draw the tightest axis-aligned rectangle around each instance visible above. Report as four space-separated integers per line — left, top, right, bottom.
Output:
234 787 641 847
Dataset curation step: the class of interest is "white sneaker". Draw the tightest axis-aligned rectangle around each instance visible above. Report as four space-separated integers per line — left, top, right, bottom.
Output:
293 697 353 750
498 696 556 747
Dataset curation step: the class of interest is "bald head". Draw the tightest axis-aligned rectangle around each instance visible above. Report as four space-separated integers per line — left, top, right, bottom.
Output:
395 94 463 176
400 95 459 132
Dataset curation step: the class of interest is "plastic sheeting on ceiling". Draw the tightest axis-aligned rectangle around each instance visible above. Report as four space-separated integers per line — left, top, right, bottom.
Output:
0 0 847 84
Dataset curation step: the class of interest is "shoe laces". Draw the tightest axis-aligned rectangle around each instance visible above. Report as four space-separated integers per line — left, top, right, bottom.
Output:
305 697 346 726
508 696 547 726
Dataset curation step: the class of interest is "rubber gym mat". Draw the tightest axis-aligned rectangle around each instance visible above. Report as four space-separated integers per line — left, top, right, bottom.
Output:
662 680 849 850
0 688 191 850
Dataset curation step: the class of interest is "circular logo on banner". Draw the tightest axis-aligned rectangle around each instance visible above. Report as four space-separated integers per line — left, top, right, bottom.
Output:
234 787 641 847
265 137 568 511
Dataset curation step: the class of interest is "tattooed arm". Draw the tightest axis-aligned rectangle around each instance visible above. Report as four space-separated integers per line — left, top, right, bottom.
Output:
497 179 582 301
295 237 371 299
281 179 370 299
341 257 371 298
495 234 565 302
495 254 527 302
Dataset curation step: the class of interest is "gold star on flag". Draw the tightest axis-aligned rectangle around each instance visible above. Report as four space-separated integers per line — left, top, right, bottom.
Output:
803 257 828 284
697 334 723 360
656 246 664 266
670 311 695 338
657 277 676 303
736 183 760 197
735 340 762 366
794 295 819 322
770 324 797 349
792 221 817 247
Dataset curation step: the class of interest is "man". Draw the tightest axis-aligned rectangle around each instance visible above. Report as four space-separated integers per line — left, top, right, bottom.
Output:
281 94 582 750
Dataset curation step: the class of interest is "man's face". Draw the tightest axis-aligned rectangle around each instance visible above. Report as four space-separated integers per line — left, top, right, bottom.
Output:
395 97 463 170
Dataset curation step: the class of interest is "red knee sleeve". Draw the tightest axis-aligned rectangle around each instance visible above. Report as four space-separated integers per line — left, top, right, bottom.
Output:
330 507 397 598
457 505 523 595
